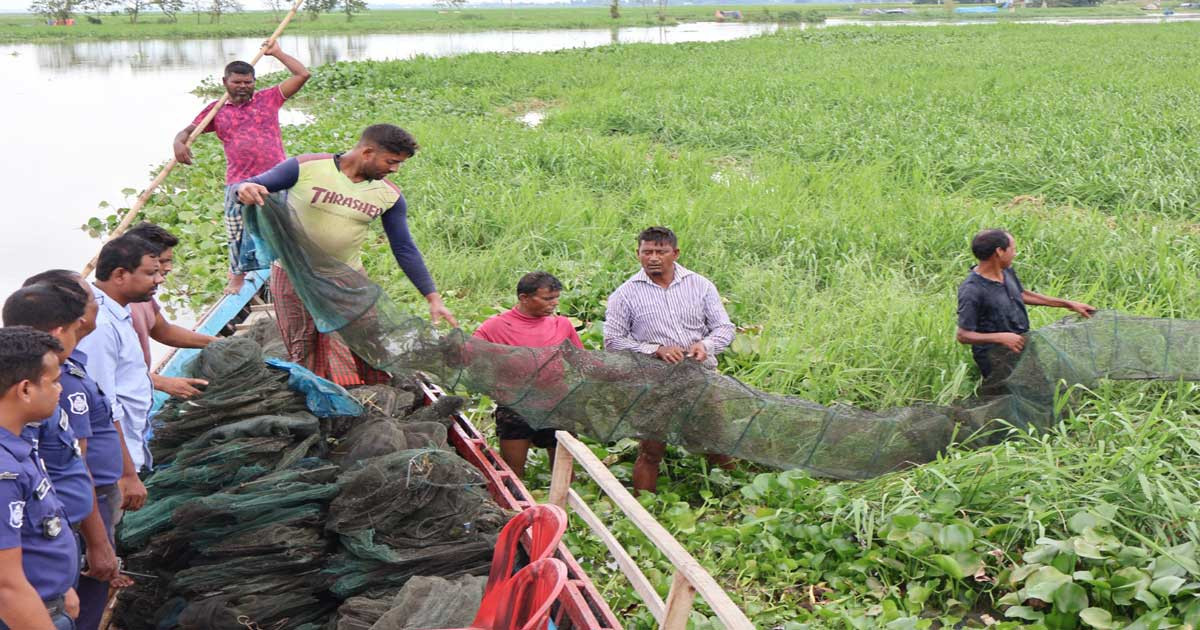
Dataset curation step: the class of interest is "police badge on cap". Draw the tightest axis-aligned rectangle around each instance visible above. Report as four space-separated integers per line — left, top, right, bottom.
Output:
68 392 89 415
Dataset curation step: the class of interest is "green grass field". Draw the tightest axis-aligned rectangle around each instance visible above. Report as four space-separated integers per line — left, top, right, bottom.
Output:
1 2 1187 43
113 22 1200 628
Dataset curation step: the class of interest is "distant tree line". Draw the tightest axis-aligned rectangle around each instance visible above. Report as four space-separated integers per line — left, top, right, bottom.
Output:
30 0 373 23
302 0 369 21
30 0 244 24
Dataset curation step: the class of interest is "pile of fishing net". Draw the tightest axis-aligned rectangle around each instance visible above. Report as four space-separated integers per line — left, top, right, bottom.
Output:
114 336 511 630
244 193 1200 479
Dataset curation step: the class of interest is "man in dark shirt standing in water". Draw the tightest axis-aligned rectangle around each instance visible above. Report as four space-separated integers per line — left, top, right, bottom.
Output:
956 229 1095 379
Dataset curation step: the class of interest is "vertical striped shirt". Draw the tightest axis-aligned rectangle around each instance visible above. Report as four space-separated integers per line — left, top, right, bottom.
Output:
603 264 735 369
76 285 155 471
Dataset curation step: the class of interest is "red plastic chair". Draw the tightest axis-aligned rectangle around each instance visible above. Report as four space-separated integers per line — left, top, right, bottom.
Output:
471 504 568 628
486 504 568 592
491 558 568 630
429 558 569 630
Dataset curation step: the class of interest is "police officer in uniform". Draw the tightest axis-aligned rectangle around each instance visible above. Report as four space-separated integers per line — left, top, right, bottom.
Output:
0 326 80 630
1 286 104 533
19 272 127 630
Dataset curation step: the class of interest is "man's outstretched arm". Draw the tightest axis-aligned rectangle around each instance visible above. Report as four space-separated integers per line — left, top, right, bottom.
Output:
1021 290 1095 318
381 199 456 327
150 311 218 349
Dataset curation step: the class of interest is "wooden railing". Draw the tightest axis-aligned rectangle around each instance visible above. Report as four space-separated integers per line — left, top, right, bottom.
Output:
547 431 754 630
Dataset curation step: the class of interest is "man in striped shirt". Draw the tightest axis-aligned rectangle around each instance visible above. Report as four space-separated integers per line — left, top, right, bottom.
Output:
603 226 736 493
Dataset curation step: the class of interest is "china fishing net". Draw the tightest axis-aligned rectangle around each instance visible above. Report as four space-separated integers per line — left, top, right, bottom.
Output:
334 574 488 630
113 334 511 630
243 193 1200 480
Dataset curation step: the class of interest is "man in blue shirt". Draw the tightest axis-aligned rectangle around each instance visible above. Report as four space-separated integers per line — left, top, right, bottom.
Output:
20 271 143 630
0 326 80 630
76 236 164 475
956 229 1095 379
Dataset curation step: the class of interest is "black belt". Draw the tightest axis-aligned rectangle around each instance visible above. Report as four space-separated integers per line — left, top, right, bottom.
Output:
44 595 66 618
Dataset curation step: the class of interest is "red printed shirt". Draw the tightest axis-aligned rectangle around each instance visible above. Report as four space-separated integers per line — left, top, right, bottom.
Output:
192 86 287 184
471 309 584 411
473 308 583 349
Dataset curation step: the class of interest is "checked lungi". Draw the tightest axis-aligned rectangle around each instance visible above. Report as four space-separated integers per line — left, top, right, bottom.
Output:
270 263 391 387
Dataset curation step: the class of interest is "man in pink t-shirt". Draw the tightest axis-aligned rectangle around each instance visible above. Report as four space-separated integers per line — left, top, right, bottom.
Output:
125 223 217 400
172 41 311 295
473 272 582 480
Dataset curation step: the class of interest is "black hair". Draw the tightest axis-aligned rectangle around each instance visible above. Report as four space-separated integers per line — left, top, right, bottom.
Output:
516 271 563 298
970 229 1012 261
360 124 420 157
224 60 255 78
95 235 159 282
126 222 180 251
2 285 86 331
0 326 62 395
22 270 89 302
637 226 677 248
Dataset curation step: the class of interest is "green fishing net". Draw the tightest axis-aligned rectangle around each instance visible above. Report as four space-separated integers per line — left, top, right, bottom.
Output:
114 335 509 630
334 574 488 630
243 193 1200 479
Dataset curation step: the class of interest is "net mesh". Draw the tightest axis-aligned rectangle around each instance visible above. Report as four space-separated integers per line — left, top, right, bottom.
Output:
113 334 510 629
244 193 1200 479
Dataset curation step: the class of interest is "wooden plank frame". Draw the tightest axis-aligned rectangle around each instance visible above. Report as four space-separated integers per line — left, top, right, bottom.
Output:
548 431 754 630
417 380 623 630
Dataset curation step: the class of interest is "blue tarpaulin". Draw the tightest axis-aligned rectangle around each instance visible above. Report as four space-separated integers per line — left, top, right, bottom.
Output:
266 357 364 417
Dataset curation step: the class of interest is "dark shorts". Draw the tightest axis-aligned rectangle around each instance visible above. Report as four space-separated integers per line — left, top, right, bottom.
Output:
495 406 558 449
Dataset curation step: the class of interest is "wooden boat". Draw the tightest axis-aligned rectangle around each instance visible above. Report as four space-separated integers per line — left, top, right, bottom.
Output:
152 268 752 630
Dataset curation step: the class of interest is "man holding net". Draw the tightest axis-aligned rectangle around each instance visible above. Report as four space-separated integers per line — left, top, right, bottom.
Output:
473 272 583 480
956 229 1095 380
604 226 736 494
235 123 457 386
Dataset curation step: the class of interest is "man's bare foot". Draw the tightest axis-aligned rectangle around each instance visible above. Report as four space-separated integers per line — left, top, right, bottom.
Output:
224 272 246 295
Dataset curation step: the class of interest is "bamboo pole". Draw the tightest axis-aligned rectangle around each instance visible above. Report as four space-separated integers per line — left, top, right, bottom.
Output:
81 0 307 278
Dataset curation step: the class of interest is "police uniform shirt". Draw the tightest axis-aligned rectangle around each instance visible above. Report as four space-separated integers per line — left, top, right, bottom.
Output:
0 426 79 600
20 404 94 527
62 350 122 488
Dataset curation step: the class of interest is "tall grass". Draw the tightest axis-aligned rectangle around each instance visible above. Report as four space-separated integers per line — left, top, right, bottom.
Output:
123 24 1200 626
